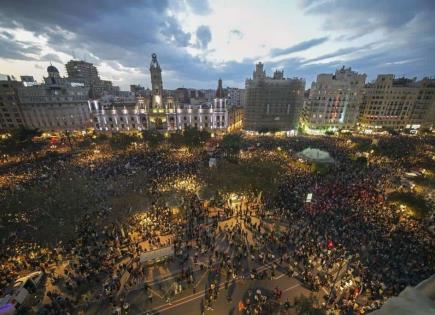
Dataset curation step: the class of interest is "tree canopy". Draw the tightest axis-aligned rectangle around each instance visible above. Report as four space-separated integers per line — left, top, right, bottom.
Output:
0 127 43 154
109 133 138 150
142 130 164 149
183 127 210 148
200 157 284 196
221 132 243 157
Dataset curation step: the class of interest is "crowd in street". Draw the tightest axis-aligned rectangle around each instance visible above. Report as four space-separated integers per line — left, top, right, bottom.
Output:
0 134 433 314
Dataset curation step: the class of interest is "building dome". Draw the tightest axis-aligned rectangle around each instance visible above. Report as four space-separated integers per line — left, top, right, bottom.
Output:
47 65 59 73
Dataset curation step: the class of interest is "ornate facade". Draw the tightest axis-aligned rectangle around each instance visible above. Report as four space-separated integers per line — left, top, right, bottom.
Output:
91 54 229 132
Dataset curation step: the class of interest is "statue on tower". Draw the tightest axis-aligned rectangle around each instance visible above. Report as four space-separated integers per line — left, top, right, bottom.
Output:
150 53 163 108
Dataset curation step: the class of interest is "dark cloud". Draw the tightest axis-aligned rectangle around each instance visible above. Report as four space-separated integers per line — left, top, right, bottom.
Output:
297 0 435 82
196 25 212 49
0 0 433 89
270 37 329 58
161 18 192 47
302 42 376 64
0 0 199 87
301 0 435 34
0 35 41 61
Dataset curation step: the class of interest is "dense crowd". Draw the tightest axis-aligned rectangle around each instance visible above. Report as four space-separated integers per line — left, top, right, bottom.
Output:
0 134 433 314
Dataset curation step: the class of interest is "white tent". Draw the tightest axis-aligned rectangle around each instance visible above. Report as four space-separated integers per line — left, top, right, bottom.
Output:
297 148 335 164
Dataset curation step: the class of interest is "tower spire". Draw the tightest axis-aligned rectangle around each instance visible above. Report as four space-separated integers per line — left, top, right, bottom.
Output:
215 78 224 98
150 53 163 108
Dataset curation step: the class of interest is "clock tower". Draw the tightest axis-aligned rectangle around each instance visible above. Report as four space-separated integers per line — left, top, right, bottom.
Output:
150 53 163 108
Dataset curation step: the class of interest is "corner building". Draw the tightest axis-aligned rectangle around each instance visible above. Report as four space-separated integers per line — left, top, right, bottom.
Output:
304 67 366 130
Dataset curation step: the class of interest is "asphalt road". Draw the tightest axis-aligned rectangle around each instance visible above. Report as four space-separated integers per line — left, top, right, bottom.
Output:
83 217 326 314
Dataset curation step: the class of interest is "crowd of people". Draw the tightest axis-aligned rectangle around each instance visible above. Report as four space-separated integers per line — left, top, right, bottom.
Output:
0 134 433 314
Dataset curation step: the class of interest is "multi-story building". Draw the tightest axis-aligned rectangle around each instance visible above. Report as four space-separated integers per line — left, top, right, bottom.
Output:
360 75 435 131
409 78 435 130
0 74 26 130
66 60 99 84
304 66 366 130
66 60 118 98
18 66 91 131
226 87 245 107
227 106 244 132
91 54 229 133
244 62 305 131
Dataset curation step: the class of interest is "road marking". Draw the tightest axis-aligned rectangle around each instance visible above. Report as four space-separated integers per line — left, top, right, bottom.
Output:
194 269 209 288
274 273 286 280
149 287 163 299
144 275 239 313
283 283 301 293
142 269 300 314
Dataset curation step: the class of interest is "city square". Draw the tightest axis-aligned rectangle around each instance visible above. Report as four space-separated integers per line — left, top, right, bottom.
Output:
1 1 435 314
0 130 434 314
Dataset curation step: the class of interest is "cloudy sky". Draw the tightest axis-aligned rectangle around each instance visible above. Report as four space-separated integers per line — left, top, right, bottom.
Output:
0 0 434 90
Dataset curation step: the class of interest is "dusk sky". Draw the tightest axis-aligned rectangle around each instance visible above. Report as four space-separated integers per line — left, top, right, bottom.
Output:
0 0 434 90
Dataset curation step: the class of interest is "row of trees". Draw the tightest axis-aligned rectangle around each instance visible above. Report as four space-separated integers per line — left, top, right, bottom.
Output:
0 127 43 156
0 127 247 156
108 127 212 150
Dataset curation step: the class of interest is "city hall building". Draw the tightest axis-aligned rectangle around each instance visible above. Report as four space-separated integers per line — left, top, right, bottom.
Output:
90 54 229 132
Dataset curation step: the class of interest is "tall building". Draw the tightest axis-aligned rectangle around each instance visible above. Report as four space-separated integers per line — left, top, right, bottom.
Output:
409 78 435 130
226 87 245 107
244 62 305 131
91 54 230 133
304 66 366 130
65 60 99 84
18 66 91 131
65 60 118 98
0 74 25 130
360 75 435 131
150 53 163 109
